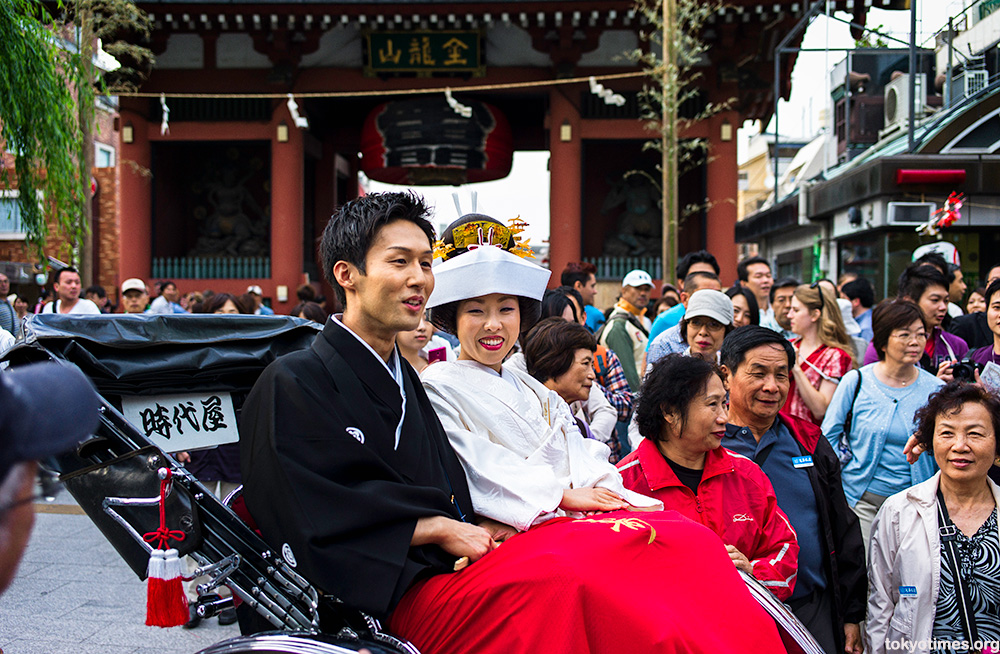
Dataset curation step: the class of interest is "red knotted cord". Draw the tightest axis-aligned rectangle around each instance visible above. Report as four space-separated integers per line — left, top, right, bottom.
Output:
142 469 186 550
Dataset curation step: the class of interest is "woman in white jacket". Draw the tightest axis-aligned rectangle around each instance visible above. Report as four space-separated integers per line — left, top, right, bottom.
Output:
866 383 1000 654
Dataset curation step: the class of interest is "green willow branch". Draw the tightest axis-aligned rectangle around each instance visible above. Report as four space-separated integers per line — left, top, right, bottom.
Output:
0 0 86 253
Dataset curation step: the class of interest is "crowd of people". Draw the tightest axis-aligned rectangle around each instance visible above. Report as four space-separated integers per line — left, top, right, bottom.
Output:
240 194 999 654
2 192 999 653
0 270 337 357
544 244 999 653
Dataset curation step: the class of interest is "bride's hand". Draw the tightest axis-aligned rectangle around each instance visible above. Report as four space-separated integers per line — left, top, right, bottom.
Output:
560 487 628 512
477 518 519 543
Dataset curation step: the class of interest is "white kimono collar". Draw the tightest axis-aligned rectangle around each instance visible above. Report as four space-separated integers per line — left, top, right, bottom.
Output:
333 314 407 449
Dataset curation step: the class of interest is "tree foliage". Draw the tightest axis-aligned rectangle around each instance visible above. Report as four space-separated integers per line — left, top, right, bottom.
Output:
0 0 152 257
74 0 154 92
855 23 889 48
0 0 85 253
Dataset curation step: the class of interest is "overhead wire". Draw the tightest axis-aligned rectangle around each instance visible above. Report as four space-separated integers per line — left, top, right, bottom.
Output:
114 71 648 100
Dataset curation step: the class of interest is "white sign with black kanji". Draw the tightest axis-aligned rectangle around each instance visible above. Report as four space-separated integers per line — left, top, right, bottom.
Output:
122 392 239 452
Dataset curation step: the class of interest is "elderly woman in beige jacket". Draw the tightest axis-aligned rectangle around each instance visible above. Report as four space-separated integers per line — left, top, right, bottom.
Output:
866 383 1000 654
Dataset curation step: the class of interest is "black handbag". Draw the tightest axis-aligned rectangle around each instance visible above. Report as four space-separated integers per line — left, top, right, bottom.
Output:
61 446 202 579
836 371 863 465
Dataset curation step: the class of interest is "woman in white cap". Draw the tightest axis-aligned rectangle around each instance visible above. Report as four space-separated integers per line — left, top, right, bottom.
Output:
647 289 734 370
677 289 735 363
422 214 660 535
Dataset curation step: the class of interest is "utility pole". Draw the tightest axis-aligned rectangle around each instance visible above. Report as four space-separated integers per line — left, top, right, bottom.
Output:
78 2 96 285
907 0 917 152
661 0 678 283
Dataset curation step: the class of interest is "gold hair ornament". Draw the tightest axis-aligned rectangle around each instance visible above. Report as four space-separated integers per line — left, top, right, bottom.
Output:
433 216 534 259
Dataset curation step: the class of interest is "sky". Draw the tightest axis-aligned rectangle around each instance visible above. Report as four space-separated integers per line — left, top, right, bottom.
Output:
762 0 963 141
364 150 552 245
367 1 966 245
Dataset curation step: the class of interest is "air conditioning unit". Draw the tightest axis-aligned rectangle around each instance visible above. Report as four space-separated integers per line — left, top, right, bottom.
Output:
884 74 925 132
950 69 988 105
965 69 988 97
887 202 934 225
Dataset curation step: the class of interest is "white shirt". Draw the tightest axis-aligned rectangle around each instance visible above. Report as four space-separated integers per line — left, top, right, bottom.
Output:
0 327 14 362
422 358 661 530
42 298 101 315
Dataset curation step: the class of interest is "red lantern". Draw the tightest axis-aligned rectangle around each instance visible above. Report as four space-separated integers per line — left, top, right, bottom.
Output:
360 97 513 186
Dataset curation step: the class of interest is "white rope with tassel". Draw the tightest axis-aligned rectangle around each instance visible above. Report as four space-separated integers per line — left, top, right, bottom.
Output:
286 93 310 129
589 76 626 106
160 93 170 135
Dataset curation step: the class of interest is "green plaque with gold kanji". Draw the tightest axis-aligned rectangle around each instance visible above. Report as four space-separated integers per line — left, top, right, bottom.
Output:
365 30 484 76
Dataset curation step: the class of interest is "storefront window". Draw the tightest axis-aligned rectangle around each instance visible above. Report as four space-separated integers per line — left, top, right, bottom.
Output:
839 234 886 299
888 232 980 297
776 249 805 283
840 231 982 303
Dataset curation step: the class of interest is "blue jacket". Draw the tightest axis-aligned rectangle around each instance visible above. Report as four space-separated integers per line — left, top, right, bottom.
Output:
820 364 941 506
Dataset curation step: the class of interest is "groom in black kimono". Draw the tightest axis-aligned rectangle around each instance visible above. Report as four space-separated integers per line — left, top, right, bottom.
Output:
240 192 498 619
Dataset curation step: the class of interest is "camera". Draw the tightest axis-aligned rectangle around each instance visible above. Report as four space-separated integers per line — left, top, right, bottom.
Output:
952 357 983 383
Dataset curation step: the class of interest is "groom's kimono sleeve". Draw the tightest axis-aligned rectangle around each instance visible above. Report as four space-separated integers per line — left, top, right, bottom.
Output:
239 322 471 617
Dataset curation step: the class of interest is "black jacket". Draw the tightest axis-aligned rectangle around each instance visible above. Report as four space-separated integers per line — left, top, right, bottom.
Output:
778 412 868 651
240 319 474 617
949 311 991 350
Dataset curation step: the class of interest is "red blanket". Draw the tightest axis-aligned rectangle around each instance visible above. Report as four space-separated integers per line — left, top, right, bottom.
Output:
391 510 785 654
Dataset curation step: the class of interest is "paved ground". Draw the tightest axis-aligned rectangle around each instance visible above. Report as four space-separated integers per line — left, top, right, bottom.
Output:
0 485 240 654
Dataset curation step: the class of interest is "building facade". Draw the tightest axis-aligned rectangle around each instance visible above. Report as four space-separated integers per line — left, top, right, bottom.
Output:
3 0 889 310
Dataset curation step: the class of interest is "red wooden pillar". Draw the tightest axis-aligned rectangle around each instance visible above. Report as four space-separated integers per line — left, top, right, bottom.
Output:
548 90 582 284
705 110 740 285
270 111 305 313
118 111 152 282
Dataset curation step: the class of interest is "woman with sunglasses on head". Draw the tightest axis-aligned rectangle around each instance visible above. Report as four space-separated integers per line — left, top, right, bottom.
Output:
822 300 944 549
785 283 857 425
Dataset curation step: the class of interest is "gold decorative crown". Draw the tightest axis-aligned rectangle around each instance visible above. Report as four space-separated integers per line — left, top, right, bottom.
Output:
433 217 534 260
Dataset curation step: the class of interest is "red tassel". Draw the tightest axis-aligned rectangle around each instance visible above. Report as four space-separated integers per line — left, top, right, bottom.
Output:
142 470 189 627
146 548 189 627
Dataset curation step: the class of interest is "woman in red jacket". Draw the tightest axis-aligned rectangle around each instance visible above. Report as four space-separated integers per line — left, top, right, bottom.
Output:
618 353 800 601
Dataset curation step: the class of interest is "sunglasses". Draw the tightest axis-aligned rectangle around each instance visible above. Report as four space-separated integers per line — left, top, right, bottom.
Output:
809 281 829 317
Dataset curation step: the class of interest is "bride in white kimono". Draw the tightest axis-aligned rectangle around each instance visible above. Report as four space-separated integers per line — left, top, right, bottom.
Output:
422 214 660 532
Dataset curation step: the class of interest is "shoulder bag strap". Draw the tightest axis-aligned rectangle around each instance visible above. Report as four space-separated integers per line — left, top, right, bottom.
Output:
594 346 610 379
595 313 625 343
754 442 777 467
936 488 981 648
842 370 863 440
621 311 649 337
835 371 864 465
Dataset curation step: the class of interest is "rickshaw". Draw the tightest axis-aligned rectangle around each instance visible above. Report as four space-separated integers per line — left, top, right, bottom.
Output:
4 313 823 654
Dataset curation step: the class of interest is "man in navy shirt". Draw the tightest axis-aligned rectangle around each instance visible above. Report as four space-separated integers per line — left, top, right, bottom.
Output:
720 326 866 654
